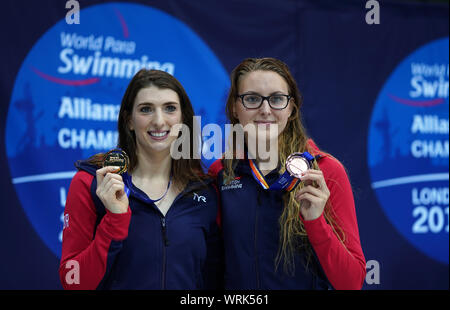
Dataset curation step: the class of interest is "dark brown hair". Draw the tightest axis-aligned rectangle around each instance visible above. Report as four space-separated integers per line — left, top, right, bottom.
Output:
88 69 207 188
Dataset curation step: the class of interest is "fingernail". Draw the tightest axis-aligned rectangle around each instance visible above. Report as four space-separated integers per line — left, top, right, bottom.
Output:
108 166 120 172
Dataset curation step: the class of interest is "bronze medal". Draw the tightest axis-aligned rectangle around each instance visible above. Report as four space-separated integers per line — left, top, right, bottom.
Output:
102 149 129 174
285 153 311 179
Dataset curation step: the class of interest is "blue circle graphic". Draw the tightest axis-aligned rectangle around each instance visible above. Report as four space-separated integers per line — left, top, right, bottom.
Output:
368 38 449 264
5 3 229 257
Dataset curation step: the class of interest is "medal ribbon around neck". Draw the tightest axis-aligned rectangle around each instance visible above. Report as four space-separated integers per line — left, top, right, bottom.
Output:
102 148 172 202
248 159 299 192
248 151 320 192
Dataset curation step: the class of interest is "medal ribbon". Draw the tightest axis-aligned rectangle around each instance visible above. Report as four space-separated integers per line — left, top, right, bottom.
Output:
248 159 299 192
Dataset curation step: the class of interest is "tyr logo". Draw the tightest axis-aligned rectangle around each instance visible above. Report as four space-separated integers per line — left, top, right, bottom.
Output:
193 192 206 203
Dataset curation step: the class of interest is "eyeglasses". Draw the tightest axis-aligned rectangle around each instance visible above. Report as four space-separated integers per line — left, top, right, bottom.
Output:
238 94 291 110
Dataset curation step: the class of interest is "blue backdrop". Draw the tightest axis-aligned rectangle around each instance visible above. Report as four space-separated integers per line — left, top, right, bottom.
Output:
0 0 448 290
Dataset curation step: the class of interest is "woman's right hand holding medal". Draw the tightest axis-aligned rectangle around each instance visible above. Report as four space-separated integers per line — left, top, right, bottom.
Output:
95 166 129 214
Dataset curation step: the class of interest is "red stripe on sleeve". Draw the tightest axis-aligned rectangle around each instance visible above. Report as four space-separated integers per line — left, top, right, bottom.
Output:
208 160 224 229
59 171 131 290
301 155 366 290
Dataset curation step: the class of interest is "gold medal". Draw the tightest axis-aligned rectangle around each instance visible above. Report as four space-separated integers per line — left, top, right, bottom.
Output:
102 149 129 174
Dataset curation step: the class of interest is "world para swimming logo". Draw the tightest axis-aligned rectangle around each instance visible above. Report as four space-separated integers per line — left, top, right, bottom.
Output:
368 37 449 264
5 3 229 258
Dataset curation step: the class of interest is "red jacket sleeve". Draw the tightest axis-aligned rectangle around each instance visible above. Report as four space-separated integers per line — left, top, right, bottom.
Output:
59 171 131 290
208 159 224 228
300 156 366 290
208 159 224 179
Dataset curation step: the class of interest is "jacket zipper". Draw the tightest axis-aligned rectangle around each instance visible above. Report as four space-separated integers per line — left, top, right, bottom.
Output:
156 188 195 289
255 187 262 289
132 178 198 290
161 217 169 289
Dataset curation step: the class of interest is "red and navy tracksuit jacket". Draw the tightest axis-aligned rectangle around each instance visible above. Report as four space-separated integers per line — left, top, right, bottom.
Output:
59 160 223 290
209 139 366 290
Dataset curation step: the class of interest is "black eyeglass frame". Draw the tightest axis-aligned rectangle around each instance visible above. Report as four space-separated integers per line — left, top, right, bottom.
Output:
237 94 292 110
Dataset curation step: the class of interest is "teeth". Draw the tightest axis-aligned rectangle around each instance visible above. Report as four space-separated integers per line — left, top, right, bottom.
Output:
149 131 168 137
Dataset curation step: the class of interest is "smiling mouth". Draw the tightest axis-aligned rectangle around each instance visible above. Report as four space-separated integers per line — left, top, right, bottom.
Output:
148 131 170 139
254 121 277 125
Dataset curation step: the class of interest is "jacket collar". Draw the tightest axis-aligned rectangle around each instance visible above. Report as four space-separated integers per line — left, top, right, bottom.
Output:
75 159 98 175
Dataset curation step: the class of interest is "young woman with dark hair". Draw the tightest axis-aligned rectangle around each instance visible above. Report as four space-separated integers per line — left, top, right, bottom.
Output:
60 69 222 290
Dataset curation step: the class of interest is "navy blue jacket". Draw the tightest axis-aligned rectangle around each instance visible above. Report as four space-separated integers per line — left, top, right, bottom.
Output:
211 159 331 290
60 160 223 290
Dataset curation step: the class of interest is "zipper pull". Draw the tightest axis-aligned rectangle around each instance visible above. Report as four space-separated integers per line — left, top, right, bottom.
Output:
161 218 169 246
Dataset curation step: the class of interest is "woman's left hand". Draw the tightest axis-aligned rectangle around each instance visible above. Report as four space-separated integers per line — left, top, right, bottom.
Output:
294 169 330 221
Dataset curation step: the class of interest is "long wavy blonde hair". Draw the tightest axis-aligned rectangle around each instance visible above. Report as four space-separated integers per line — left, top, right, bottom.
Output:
223 58 346 275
